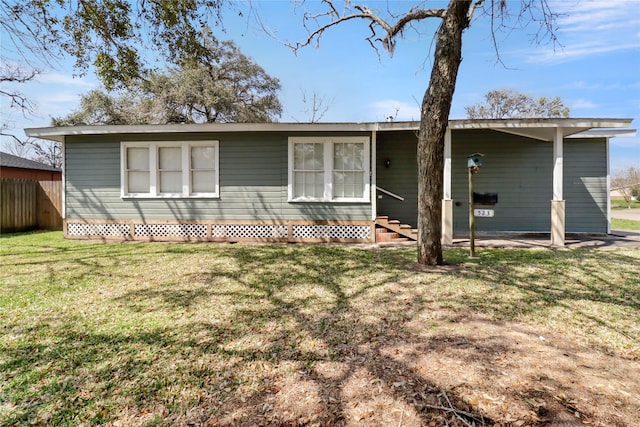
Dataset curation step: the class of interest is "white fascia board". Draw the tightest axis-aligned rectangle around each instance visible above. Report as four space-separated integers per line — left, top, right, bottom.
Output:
448 118 633 129
450 119 633 142
24 122 380 142
24 118 633 143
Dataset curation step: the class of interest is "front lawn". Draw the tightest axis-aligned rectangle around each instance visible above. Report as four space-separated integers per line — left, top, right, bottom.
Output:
1 232 639 426
612 217 640 230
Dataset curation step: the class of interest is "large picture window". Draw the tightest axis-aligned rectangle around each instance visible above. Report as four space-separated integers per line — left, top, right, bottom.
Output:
288 137 370 202
121 141 219 198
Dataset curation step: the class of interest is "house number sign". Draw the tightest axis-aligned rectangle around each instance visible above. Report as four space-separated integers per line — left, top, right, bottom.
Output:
474 209 494 218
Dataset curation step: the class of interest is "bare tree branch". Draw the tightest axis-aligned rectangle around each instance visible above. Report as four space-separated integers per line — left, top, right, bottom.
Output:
296 89 334 123
0 63 39 113
285 1 445 56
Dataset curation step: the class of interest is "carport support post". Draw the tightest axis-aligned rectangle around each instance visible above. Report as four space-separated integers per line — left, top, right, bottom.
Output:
551 127 565 247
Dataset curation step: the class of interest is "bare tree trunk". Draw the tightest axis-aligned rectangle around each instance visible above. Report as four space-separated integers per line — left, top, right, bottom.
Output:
417 0 471 265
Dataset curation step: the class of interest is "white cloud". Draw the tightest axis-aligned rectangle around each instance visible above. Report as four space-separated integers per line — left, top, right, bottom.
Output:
570 98 598 109
36 72 96 88
552 0 640 30
526 40 640 63
38 92 83 105
520 0 640 63
368 99 421 122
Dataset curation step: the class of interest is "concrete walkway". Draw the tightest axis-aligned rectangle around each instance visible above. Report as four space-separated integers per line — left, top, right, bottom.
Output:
372 232 640 249
446 209 640 249
447 232 640 249
374 210 640 249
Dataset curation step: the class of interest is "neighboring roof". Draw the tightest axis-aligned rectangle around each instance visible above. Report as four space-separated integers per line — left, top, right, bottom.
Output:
0 152 61 172
24 118 634 143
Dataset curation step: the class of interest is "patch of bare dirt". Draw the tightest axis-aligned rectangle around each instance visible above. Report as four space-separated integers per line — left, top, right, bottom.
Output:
191 315 638 427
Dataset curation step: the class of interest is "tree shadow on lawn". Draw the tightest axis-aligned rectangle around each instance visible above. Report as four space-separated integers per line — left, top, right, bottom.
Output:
2 244 639 426
459 249 640 350
120 245 638 425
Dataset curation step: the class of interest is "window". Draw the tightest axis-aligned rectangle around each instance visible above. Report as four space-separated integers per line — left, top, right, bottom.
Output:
158 146 182 194
121 141 219 198
190 145 217 194
333 142 365 200
288 137 370 202
293 142 324 199
125 147 149 193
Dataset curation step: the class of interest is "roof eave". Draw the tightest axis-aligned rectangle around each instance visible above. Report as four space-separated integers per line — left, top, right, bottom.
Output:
24 118 634 142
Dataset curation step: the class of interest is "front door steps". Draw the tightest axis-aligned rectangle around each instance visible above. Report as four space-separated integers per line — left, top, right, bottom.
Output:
375 216 418 242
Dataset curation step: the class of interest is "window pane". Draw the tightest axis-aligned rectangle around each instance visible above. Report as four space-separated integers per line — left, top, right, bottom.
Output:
333 142 364 171
344 143 355 169
313 171 324 198
333 144 344 170
295 143 323 170
293 143 325 199
311 143 324 169
353 144 364 169
127 147 148 170
346 171 356 185
192 170 215 193
333 172 343 198
191 146 215 169
159 147 181 170
293 172 305 198
293 171 324 199
159 171 181 193
333 171 364 199
293 144 305 169
353 180 364 197
128 171 149 193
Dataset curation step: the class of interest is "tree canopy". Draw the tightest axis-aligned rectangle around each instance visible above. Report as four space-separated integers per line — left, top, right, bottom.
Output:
465 89 570 119
1 0 228 90
52 40 282 126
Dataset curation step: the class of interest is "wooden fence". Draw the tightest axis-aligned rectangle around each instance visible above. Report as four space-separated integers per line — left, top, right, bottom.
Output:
1 179 62 233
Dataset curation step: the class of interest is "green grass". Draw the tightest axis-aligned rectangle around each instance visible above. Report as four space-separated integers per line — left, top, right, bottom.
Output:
611 198 640 209
612 217 640 230
1 232 639 425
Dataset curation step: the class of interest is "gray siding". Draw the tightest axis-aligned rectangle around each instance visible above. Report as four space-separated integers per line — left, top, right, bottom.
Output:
564 138 607 233
64 133 371 221
375 130 608 234
452 130 553 233
376 131 418 227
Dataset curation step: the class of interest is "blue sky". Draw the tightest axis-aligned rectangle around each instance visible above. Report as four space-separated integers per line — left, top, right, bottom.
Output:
1 0 639 172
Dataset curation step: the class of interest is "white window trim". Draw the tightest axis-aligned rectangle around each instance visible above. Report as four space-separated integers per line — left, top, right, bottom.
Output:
121 141 219 198
288 136 370 203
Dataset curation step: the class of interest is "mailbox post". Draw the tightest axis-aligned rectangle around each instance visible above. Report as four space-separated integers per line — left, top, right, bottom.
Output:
467 153 483 258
